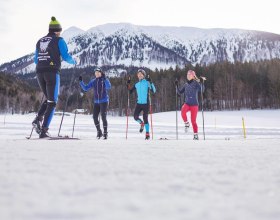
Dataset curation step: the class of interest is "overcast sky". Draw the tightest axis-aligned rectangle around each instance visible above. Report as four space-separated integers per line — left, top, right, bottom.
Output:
0 0 279 64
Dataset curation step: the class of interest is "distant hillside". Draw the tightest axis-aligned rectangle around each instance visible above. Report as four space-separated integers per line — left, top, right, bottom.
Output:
0 72 41 113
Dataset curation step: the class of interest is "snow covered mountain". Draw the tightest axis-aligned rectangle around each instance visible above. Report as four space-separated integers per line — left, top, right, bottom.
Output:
1 23 280 75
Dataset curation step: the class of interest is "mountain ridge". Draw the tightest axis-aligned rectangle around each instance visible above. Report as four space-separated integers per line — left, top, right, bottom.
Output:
1 23 280 76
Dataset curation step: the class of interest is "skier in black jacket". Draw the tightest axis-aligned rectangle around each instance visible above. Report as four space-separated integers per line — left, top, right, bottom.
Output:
32 17 76 138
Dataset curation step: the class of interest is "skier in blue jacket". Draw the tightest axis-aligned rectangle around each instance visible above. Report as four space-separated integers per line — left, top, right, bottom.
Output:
32 16 77 138
79 68 111 139
127 69 156 140
175 70 205 140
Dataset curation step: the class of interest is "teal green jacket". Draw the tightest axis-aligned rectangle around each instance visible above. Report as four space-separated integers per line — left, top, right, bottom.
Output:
129 79 156 104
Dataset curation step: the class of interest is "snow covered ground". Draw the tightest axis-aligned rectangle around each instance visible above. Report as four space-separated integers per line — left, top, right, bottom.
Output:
0 110 280 220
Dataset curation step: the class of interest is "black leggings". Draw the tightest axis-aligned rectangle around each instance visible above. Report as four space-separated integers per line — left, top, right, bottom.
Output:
93 102 108 133
36 72 59 128
134 104 149 124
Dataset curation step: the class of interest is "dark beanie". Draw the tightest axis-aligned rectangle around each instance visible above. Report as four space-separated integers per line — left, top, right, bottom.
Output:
95 67 105 76
49 16 62 33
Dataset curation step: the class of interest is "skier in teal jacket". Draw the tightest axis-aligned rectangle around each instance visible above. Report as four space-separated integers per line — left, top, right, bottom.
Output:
127 69 156 140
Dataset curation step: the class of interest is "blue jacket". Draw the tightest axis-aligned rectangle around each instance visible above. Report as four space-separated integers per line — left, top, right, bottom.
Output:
130 79 156 104
80 77 111 104
34 33 75 73
177 80 204 106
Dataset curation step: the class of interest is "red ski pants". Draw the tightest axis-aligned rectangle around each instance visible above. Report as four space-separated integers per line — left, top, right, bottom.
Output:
181 104 198 133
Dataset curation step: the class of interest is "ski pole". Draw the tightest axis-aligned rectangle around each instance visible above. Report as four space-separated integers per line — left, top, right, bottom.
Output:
175 78 179 140
72 84 82 138
126 75 131 140
149 96 154 140
58 65 76 137
200 78 206 140
147 75 154 140
72 109 77 138
26 127 35 140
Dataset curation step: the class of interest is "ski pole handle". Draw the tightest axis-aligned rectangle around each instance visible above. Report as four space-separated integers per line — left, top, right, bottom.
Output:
200 76 207 81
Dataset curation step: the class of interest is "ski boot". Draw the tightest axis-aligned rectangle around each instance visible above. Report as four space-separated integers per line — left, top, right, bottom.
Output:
32 116 43 134
96 130 103 139
39 127 50 139
193 133 199 140
103 132 108 140
139 122 144 133
145 132 150 140
184 121 190 133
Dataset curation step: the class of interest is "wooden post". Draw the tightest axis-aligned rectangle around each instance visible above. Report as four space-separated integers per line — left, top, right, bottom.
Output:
242 117 246 139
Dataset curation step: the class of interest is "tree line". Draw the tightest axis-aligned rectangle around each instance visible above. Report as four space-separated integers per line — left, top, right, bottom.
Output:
108 60 280 115
1 59 280 114
0 73 42 114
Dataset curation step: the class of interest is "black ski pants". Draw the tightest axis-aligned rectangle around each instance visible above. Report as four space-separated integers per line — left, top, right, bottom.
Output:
36 71 60 129
134 103 149 124
93 102 108 133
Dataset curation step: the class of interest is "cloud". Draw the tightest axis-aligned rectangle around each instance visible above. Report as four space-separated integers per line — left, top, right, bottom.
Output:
0 0 279 64
0 0 12 32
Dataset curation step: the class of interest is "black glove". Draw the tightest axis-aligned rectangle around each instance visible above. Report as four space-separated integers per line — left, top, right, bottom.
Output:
174 79 179 86
146 75 151 82
127 76 131 84
79 76 83 82
101 73 106 78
